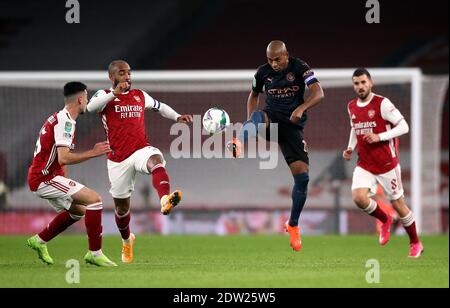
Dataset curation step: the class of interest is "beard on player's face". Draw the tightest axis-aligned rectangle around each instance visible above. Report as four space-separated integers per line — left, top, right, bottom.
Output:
114 79 132 91
358 89 370 100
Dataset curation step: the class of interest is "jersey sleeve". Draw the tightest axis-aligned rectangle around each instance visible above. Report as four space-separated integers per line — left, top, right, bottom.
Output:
142 90 161 111
380 98 404 125
87 90 115 113
298 60 319 87
54 117 75 147
252 68 264 93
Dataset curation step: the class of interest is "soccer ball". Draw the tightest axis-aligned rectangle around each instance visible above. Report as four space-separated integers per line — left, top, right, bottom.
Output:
202 107 230 134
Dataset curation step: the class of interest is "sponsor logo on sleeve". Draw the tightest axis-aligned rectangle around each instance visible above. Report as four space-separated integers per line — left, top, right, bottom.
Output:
64 122 73 132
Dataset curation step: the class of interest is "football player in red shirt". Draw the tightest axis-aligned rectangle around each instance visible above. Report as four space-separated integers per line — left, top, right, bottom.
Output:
88 60 192 263
343 68 423 258
27 82 116 266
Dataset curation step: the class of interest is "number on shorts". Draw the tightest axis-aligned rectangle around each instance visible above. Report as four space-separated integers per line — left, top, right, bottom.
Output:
391 179 397 190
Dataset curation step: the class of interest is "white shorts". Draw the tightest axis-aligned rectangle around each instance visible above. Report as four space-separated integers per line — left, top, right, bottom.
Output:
34 176 84 212
351 165 404 201
107 146 165 199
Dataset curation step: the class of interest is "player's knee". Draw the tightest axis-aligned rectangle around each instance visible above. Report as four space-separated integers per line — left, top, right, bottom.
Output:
88 192 102 205
352 192 368 208
147 154 164 171
250 110 266 125
290 161 309 175
114 199 130 216
391 198 407 212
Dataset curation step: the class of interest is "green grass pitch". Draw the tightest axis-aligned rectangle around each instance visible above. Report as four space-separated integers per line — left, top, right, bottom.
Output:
0 235 447 288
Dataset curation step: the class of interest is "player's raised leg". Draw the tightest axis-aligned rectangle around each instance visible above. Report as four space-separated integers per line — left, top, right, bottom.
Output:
147 154 182 215
391 197 424 258
227 110 269 158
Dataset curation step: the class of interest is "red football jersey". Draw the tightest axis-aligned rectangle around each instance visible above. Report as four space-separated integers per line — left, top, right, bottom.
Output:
99 89 150 162
28 109 76 191
348 94 403 175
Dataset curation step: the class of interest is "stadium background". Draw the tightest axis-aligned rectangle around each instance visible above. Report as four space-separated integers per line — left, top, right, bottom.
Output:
0 0 448 236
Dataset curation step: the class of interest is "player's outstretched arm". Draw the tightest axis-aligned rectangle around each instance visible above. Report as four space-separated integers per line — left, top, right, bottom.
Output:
290 83 324 122
158 103 192 123
57 141 111 166
142 91 192 123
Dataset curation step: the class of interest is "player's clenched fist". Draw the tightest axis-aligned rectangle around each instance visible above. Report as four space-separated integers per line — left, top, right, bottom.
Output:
113 81 130 96
363 133 380 144
177 114 193 124
92 141 111 156
342 148 353 161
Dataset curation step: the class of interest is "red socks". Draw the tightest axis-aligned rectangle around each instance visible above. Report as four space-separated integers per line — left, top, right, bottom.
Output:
400 212 419 244
85 202 103 251
38 211 80 242
151 165 170 199
115 210 131 240
364 199 388 223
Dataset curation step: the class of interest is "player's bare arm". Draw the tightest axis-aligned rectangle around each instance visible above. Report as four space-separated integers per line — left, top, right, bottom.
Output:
177 115 193 123
343 148 353 161
363 133 381 144
290 82 324 123
57 141 111 165
247 90 260 119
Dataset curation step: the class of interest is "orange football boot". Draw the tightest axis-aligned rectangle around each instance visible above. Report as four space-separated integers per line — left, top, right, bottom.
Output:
226 138 242 159
121 233 135 263
161 190 182 215
285 221 302 251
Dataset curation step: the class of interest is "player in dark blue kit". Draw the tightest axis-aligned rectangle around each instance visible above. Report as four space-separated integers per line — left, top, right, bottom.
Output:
227 41 324 251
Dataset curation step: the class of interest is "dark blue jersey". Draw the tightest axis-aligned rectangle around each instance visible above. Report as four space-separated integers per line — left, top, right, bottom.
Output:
252 57 319 128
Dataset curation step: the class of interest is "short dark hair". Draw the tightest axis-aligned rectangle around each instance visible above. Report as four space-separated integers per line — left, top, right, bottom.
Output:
353 68 371 79
64 81 87 97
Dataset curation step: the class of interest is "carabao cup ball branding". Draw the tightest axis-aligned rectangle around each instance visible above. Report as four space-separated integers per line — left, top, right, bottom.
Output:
202 107 230 134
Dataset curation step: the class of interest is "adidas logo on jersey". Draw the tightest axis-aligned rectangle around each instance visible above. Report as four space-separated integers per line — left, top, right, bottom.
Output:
114 98 121 102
